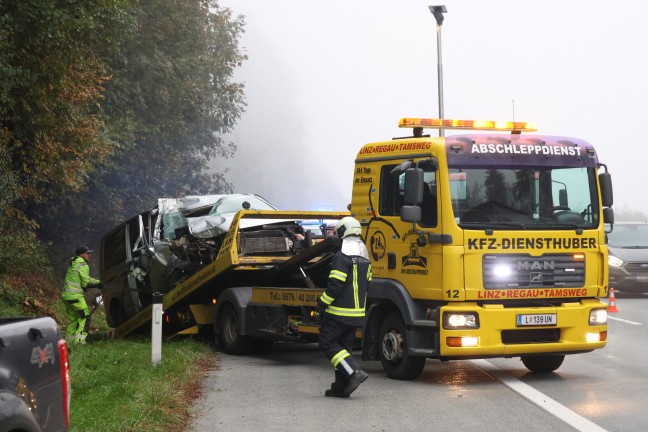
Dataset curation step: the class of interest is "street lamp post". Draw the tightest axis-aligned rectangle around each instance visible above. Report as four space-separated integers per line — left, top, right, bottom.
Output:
429 5 447 137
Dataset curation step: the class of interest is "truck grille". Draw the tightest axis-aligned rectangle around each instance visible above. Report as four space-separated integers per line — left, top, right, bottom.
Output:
483 254 585 289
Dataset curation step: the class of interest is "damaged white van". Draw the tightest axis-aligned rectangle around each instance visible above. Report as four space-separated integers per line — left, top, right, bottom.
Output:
99 194 313 327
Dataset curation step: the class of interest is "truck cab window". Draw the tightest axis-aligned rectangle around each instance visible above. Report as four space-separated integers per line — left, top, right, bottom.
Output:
379 164 437 227
420 171 437 227
379 165 403 216
450 167 599 229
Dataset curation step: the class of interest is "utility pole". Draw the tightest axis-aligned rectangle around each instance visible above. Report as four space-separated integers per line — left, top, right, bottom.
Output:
429 5 447 137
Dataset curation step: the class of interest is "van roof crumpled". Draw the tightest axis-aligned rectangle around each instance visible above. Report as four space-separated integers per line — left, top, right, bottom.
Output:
154 193 280 240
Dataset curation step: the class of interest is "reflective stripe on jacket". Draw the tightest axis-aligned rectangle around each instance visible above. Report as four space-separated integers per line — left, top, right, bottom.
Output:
319 252 372 326
63 256 99 295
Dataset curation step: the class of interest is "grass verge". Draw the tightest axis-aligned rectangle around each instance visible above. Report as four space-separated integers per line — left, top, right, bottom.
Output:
2 276 218 432
68 335 217 432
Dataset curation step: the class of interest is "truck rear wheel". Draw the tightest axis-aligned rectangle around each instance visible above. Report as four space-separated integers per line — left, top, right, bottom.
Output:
219 304 254 355
379 312 426 380
521 354 565 373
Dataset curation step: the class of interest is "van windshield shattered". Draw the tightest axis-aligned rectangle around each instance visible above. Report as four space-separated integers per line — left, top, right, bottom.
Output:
449 166 600 230
210 195 276 215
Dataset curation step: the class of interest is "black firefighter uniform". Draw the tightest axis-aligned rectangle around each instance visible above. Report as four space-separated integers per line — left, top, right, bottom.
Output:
317 237 372 383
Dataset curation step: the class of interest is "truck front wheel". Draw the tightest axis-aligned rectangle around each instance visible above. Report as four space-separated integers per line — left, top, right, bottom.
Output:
218 304 254 355
379 312 426 380
521 354 565 373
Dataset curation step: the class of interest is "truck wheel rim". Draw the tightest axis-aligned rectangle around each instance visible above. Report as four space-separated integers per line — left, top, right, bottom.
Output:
224 315 238 344
382 330 403 362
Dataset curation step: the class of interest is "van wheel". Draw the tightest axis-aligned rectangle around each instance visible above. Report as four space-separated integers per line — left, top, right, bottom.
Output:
218 304 254 355
110 301 128 327
379 312 426 380
521 355 565 373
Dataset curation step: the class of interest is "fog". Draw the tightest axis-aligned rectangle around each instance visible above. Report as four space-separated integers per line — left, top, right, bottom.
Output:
214 0 648 217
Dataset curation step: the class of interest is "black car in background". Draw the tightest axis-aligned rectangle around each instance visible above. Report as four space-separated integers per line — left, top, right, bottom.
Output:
607 222 648 294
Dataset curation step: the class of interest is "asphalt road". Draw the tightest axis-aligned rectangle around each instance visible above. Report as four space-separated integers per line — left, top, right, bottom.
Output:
189 293 647 432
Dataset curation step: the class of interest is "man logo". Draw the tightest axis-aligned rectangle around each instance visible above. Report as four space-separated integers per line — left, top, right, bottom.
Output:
530 272 543 283
518 260 555 270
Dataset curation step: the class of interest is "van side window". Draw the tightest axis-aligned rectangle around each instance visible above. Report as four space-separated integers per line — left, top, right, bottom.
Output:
103 226 127 269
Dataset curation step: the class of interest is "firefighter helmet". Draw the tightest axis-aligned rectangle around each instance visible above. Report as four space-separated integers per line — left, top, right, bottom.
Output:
335 217 362 239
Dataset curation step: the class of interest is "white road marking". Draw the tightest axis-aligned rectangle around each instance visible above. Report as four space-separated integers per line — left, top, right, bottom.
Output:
470 359 608 432
607 316 642 325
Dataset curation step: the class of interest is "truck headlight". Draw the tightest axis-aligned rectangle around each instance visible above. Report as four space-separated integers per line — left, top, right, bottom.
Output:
608 255 623 267
493 264 512 278
589 308 607 325
443 312 479 329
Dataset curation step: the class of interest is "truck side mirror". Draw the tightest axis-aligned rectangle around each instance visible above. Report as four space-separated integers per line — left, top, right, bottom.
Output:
401 205 422 223
603 207 614 224
403 168 424 205
599 172 613 207
559 189 568 207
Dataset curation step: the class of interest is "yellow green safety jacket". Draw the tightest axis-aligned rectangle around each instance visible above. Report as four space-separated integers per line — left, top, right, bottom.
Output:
318 252 372 326
63 256 100 297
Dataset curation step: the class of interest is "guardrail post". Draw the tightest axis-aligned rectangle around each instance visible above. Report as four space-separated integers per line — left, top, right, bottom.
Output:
151 292 163 366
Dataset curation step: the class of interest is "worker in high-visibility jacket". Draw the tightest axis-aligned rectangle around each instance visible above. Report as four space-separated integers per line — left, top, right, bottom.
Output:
62 246 103 344
316 216 371 398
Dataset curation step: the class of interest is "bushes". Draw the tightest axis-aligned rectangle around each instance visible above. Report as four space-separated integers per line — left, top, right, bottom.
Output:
0 272 63 319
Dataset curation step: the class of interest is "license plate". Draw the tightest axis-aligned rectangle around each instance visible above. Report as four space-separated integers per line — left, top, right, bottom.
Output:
517 313 557 326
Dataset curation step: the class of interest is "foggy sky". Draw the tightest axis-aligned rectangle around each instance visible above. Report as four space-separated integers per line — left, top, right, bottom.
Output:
215 0 648 217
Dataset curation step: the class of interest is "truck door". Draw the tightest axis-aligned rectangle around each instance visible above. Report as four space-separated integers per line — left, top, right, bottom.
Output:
372 160 443 298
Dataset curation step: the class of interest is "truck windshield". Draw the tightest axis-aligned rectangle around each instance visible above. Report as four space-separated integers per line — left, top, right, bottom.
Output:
449 166 600 230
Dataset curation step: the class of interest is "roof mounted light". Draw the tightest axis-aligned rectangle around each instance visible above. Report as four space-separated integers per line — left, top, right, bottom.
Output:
399 118 537 133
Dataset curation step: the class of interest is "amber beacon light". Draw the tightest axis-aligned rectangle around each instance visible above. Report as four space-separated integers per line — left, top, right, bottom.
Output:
398 118 537 132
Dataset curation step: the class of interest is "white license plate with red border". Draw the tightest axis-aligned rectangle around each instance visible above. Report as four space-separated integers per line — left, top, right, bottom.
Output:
516 313 557 326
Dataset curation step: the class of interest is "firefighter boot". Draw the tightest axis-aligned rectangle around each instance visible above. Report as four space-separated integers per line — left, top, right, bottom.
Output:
325 370 349 398
342 369 368 397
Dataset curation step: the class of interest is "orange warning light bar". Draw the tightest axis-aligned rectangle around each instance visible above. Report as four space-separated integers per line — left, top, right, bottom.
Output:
399 118 537 132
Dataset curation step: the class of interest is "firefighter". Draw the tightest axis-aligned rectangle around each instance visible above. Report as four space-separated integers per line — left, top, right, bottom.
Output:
62 246 103 344
316 216 371 398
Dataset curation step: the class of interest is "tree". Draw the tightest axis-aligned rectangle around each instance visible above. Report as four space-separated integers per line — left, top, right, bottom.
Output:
30 0 247 255
613 206 648 222
0 0 135 203
0 0 134 274
0 143 41 274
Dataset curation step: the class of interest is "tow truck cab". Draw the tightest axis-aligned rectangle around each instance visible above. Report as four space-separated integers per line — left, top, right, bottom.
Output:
355 118 613 379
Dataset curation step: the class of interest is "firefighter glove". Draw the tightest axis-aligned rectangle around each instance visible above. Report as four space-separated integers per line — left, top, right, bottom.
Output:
331 236 341 251
316 299 327 315
92 295 104 307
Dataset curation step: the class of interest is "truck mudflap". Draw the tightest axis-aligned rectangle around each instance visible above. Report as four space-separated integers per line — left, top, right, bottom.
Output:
438 298 608 358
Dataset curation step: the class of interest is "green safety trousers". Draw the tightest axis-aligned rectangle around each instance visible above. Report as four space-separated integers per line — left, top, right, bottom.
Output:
62 293 90 344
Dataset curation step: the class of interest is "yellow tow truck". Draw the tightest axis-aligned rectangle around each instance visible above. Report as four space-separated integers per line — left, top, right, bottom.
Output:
101 118 614 380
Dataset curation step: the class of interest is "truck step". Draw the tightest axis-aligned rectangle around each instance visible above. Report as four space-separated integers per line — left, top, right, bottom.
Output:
411 319 437 328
